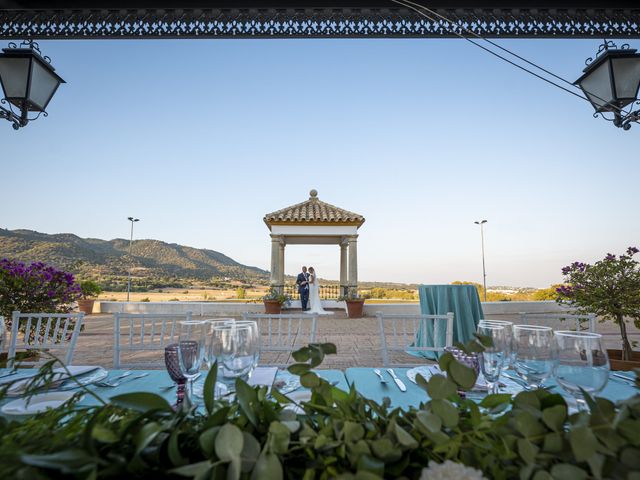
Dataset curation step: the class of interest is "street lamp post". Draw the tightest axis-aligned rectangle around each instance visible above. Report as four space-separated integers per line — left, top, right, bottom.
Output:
126 217 139 302
474 220 488 302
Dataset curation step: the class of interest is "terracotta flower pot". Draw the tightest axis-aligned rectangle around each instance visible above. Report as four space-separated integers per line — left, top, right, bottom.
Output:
345 299 365 318
78 299 95 314
607 349 640 371
263 300 282 314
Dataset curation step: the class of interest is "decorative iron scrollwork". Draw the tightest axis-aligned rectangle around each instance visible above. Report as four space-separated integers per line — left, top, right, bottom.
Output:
0 7 639 39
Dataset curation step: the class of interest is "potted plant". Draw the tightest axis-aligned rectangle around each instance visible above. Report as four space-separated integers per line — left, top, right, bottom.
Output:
262 287 291 314
339 289 368 318
557 247 640 370
78 280 102 315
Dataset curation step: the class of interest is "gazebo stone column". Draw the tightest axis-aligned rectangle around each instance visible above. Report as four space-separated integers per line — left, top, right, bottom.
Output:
347 235 358 293
278 239 285 292
340 238 348 296
270 234 284 292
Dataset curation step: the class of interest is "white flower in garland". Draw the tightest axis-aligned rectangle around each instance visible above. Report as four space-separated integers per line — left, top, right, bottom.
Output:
420 460 487 480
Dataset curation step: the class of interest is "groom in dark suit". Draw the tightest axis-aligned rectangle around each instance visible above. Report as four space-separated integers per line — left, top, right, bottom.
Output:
296 266 310 311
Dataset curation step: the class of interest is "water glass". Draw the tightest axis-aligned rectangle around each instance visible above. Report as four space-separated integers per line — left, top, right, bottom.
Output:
512 325 557 389
479 319 514 368
477 324 509 394
210 322 259 389
177 320 208 399
553 331 609 410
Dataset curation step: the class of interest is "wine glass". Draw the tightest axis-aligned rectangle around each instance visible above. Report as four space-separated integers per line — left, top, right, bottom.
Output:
210 322 259 390
164 344 187 408
479 319 514 367
477 324 509 394
177 320 208 400
553 331 609 411
512 325 557 389
205 319 260 370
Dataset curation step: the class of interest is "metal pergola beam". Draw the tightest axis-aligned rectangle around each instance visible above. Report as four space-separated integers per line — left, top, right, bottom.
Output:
1 3 639 39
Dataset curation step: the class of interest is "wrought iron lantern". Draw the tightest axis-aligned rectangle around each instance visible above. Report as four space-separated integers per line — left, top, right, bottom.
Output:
0 41 65 130
574 41 640 130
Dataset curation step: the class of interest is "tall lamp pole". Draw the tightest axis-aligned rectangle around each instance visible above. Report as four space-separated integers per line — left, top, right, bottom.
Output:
474 220 488 302
126 217 140 302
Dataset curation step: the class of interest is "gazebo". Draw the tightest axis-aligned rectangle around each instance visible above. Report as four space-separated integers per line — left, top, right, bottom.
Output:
264 190 365 295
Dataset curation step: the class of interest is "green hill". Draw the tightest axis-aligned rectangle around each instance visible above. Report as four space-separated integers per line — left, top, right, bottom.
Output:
0 228 268 290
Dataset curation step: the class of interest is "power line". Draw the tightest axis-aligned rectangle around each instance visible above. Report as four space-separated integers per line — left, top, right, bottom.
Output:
393 0 632 117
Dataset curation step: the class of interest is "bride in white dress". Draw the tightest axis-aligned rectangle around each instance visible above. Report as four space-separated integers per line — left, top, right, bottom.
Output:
307 267 333 315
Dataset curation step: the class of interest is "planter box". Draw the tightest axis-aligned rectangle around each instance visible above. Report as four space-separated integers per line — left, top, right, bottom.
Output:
77 299 95 314
263 300 282 315
345 299 365 318
607 349 640 371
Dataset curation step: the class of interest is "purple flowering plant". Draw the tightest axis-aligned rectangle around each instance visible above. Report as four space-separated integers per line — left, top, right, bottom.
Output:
0 259 82 342
557 247 640 361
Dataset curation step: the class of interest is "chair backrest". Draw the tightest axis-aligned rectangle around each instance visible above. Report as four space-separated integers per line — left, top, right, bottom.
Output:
8 311 84 367
518 312 596 333
377 312 454 367
113 312 193 369
241 313 318 367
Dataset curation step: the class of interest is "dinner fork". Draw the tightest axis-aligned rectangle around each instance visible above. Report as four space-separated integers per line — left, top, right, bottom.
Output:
97 372 149 388
373 369 387 383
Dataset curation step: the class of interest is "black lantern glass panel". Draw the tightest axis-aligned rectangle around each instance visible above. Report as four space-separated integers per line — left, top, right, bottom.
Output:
577 60 613 112
611 57 640 102
0 57 30 100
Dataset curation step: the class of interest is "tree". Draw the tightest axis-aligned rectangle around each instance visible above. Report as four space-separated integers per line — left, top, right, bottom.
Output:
557 247 640 361
532 285 563 301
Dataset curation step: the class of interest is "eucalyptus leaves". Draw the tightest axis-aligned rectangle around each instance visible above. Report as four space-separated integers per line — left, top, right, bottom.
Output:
0 341 638 479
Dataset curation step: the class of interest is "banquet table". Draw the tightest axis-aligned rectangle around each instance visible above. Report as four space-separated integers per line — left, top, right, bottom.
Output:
0 367 637 417
0 368 349 414
415 284 484 359
345 367 638 411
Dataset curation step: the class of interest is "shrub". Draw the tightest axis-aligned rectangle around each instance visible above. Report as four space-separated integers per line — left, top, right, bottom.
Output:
140 297 150 302
0 259 82 320
79 280 102 299
236 287 247 299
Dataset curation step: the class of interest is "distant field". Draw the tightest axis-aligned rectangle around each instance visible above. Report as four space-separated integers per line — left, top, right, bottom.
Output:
98 287 269 303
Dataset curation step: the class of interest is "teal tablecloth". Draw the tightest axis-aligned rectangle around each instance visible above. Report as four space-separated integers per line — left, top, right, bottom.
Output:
0 369 349 413
415 284 484 359
345 368 637 411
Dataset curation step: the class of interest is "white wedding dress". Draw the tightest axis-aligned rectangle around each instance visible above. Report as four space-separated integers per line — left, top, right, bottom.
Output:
307 273 333 315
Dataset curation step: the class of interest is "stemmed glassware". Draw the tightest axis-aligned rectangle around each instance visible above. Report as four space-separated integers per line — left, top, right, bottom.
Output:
512 325 557 389
479 319 514 367
553 331 609 411
477 323 510 394
177 320 208 400
210 322 259 390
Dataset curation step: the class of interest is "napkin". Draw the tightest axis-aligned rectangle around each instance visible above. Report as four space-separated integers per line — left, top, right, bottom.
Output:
248 367 278 389
6 366 100 395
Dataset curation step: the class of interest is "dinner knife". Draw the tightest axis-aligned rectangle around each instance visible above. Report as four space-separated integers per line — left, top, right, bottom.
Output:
386 368 407 392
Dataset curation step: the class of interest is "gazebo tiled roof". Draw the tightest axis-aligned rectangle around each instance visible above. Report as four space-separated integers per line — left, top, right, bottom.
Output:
264 190 365 228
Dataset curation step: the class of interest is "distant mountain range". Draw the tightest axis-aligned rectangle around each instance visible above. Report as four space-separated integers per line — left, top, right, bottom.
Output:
0 229 268 289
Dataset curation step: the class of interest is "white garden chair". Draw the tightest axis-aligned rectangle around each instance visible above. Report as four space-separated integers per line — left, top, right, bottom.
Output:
113 312 193 369
377 312 454 367
518 312 596 333
241 313 318 367
8 311 84 367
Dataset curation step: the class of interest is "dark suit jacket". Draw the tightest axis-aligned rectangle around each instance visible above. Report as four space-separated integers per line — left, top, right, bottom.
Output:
296 272 309 293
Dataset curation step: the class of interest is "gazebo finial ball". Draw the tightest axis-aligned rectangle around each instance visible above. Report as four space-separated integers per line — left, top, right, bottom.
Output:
310 189 318 198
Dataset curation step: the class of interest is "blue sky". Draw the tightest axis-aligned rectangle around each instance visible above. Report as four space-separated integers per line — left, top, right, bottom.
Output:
2 38 639 287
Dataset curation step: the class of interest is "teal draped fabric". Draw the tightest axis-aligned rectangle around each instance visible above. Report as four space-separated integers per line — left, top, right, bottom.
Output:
414 285 484 359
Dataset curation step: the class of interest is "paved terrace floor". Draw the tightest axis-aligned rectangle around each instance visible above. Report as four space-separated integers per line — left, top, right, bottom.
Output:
72 310 640 369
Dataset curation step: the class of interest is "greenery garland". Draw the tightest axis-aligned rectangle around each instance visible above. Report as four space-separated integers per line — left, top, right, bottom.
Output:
0 341 639 480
